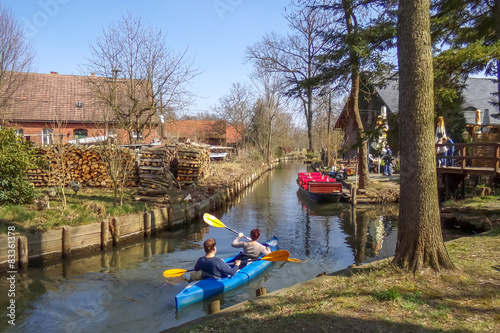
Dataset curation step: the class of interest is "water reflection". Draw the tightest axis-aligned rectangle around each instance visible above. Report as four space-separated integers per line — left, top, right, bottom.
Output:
296 189 399 266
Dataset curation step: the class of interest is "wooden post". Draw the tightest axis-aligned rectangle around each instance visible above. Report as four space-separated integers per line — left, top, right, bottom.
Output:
101 219 110 250
144 212 151 238
167 206 174 228
256 287 267 297
18 236 28 268
112 218 120 247
495 143 500 173
194 203 200 219
461 145 466 170
101 219 109 250
160 207 169 230
444 173 450 198
62 226 71 258
208 300 220 314
351 185 357 205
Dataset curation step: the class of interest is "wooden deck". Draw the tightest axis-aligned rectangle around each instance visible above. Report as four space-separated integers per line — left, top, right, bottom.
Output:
436 142 500 178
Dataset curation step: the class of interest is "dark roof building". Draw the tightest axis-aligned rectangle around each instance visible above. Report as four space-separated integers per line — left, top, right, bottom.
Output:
374 77 500 126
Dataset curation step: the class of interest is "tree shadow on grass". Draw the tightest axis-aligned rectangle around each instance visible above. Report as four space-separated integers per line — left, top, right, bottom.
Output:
164 309 473 333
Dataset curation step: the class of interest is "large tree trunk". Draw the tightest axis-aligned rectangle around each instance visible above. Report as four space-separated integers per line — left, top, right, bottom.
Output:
346 71 370 189
343 1 369 190
394 0 455 272
495 0 500 114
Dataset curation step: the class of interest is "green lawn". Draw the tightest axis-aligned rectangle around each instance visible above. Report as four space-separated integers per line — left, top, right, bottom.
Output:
0 187 149 234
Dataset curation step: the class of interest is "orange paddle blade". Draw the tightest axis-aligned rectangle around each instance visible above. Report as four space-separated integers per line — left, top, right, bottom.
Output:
260 250 289 262
287 257 303 263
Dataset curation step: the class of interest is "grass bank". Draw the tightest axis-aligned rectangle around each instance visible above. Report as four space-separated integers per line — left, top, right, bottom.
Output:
174 228 500 333
0 160 267 234
0 188 149 234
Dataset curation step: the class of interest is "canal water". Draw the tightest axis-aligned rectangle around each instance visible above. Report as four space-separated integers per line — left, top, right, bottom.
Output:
1 162 402 332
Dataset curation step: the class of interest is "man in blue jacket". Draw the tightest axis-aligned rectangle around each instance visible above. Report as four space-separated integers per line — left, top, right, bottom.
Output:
194 238 241 279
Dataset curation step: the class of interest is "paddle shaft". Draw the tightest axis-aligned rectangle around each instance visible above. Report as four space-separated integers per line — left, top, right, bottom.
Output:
225 225 252 241
164 254 283 277
203 213 300 262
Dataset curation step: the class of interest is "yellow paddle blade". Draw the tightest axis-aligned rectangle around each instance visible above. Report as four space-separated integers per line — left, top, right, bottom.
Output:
203 213 226 228
163 268 188 278
287 257 303 263
260 250 289 262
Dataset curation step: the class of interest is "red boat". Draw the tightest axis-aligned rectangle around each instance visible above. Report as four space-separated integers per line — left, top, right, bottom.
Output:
296 172 343 202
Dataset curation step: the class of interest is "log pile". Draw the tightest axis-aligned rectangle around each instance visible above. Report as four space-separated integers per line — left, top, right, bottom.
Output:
27 145 137 188
176 144 210 186
137 147 176 197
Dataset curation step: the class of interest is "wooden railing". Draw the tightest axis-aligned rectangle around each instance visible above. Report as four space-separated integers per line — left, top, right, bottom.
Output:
436 142 500 176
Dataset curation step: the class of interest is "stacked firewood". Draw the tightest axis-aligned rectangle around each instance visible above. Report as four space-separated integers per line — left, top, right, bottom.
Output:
27 145 137 187
176 144 210 185
137 147 174 196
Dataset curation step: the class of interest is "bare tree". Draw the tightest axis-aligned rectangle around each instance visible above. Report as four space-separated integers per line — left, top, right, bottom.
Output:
0 4 35 124
84 14 199 143
97 142 136 206
247 1 332 151
211 82 254 147
394 0 454 272
314 90 344 165
48 118 70 211
248 68 287 161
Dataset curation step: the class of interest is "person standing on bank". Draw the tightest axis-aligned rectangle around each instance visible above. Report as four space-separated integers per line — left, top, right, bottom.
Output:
445 137 455 166
383 144 393 176
232 229 270 267
193 238 241 279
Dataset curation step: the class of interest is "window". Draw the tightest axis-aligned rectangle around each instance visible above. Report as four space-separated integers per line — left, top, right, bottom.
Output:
107 129 117 137
133 130 143 140
73 129 88 139
42 128 53 145
16 129 24 142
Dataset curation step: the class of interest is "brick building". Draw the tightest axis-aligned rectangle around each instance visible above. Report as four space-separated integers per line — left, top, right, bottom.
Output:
1 71 243 147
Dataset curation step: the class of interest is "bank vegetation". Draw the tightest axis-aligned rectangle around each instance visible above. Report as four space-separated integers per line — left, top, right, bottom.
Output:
174 227 500 333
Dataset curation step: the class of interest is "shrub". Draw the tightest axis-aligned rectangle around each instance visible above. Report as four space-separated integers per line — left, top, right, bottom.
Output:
0 127 39 204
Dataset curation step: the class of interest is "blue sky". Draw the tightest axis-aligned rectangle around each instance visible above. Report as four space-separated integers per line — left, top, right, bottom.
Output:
5 0 292 115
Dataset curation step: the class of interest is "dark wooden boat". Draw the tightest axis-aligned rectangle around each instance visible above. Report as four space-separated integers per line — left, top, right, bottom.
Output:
297 172 343 203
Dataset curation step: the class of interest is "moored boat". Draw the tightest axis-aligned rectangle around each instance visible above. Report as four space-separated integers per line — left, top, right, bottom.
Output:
175 236 279 309
297 172 343 202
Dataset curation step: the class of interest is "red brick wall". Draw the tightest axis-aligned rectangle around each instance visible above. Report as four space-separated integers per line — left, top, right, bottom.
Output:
8 121 161 145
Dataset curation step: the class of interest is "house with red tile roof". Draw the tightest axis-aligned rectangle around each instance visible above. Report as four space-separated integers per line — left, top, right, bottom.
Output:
163 120 227 146
225 125 243 146
1 71 242 147
1 71 163 145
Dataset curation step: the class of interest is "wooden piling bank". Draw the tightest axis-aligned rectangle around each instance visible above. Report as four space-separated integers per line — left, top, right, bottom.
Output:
0 159 282 271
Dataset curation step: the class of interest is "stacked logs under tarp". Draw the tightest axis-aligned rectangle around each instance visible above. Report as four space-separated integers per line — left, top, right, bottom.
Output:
176 144 210 186
27 145 137 188
137 146 176 198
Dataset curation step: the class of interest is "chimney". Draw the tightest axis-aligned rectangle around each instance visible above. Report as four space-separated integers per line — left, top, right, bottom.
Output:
91 73 96 77
381 106 387 119
484 108 490 125
50 71 58 75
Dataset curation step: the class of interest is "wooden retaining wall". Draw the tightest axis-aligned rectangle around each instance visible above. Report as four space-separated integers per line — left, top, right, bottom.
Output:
0 159 281 271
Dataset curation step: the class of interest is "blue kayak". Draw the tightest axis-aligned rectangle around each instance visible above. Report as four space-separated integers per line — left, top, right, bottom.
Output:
175 236 279 309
